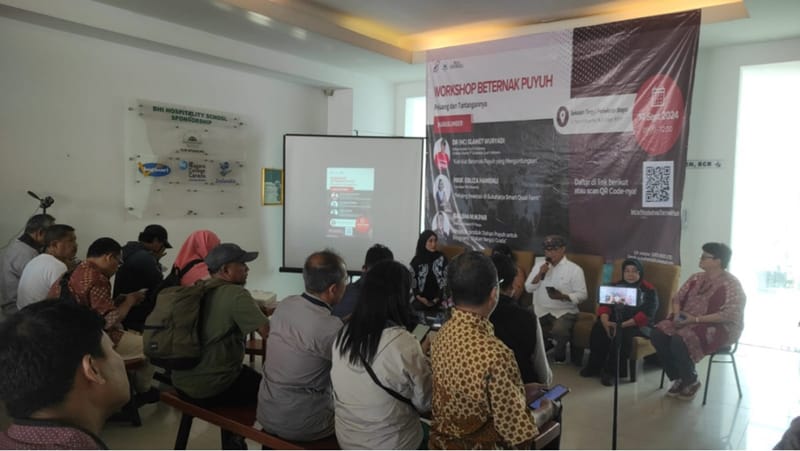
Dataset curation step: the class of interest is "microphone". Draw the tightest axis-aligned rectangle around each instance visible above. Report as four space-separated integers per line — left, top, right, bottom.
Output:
542 257 553 280
27 191 41 200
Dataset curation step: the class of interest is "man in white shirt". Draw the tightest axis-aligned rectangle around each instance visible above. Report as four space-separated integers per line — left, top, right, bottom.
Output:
17 225 78 309
524 235 587 363
0 214 54 318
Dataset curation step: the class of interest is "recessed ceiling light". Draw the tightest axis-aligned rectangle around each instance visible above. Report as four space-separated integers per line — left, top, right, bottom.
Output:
246 11 273 27
291 27 307 40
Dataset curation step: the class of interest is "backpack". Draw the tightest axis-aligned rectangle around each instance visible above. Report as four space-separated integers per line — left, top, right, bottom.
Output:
142 277 226 370
151 258 204 300
57 270 78 304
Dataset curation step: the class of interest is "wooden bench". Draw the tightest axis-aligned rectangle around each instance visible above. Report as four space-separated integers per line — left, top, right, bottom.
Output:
161 390 560 449
160 391 339 450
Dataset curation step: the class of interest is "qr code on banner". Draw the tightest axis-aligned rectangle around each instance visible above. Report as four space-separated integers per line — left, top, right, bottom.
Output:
642 161 674 208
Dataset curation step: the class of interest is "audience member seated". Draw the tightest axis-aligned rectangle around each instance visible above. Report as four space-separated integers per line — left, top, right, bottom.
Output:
580 258 659 386
652 242 746 401
16 224 78 310
410 230 448 313
171 243 268 449
0 213 54 318
47 237 156 404
331 260 432 449
430 251 555 449
0 301 130 449
490 253 552 385
113 224 171 332
332 243 394 319
173 230 221 286
491 243 526 303
524 235 588 363
775 416 800 449
258 250 346 441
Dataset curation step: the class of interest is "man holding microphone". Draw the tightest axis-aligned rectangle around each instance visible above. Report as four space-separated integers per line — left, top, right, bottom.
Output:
525 235 587 363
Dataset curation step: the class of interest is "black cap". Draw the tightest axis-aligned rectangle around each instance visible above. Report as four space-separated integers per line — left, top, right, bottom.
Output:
140 224 172 248
205 243 259 272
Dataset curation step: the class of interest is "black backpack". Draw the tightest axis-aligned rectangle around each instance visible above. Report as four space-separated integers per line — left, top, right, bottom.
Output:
150 259 204 300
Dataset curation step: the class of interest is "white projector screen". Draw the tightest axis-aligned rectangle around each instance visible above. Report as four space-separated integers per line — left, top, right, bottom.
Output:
283 134 424 273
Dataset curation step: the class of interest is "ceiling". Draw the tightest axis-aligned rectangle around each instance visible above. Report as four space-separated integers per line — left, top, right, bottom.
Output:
91 0 800 82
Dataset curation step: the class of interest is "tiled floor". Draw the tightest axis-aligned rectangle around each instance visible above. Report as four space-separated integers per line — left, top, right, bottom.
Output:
102 344 798 449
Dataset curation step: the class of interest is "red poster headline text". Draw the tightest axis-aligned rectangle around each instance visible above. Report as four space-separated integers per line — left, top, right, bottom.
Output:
433 75 554 97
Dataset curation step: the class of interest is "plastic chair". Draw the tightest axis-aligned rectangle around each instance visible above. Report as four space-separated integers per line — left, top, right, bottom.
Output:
659 341 742 405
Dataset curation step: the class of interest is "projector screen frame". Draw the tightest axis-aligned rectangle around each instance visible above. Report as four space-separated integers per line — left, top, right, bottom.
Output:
280 133 425 276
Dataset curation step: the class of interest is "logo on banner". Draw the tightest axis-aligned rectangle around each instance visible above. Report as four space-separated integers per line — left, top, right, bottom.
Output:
219 161 232 176
182 132 203 147
138 162 171 177
432 61 440 73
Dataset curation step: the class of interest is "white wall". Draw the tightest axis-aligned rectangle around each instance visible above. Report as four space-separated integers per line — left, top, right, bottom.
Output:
680 36 800 282
0 9 394 298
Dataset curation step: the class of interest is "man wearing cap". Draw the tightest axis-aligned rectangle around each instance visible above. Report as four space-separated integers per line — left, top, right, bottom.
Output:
171 243 269 417
524 235 587 363
113 225 171 332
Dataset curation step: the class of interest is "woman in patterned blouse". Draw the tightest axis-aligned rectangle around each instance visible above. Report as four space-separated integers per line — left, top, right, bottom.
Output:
651 242 746 401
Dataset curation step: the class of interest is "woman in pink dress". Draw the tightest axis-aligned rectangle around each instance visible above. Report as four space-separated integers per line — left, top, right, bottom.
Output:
172 230 221 286
651 242 746 401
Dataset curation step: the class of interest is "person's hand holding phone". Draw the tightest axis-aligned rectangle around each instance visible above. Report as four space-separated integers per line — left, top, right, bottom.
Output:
524 382 549 404
546 286 567 301
531 398 555 426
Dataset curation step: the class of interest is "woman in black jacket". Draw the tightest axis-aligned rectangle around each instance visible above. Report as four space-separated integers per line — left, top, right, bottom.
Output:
580 258 659 385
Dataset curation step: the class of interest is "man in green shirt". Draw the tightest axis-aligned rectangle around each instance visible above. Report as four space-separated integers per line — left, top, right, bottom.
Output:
172 242 269 406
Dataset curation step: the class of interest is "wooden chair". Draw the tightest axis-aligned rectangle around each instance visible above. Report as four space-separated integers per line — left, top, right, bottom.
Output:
611 259 680 381
245 332 267 365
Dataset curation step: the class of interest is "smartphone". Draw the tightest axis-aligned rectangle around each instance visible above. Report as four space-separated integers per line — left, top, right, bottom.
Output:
545 286 559 298
529 384 570 409
412 324 431 342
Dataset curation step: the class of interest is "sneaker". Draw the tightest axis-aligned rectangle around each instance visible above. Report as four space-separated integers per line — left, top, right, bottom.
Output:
677 380 702 401
580 366 600 378
666 379 683 397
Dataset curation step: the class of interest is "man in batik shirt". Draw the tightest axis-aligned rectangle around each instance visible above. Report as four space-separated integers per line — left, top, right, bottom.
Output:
429 251 555 449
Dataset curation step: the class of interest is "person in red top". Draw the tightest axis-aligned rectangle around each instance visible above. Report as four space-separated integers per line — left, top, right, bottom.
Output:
48 237 157 404
580 258 659 386
0 301 130 450
433 139 450 171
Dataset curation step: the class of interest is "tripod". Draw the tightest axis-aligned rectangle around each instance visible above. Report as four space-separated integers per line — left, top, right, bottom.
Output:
611 304 624 450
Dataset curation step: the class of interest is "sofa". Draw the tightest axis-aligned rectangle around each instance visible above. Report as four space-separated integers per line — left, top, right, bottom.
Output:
571 258 680 381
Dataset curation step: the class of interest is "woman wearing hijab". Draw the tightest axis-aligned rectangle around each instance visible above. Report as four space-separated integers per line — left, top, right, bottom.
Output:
410 230 447 312
172 230 221 286
580 258 659 386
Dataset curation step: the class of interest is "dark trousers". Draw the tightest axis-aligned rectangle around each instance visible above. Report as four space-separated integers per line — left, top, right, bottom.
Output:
651 328 697 383
586 320 637 376
178 366 262 449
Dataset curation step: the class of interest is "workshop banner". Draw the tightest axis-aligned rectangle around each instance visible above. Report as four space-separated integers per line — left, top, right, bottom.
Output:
124 100 253 219
426 11 699 264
